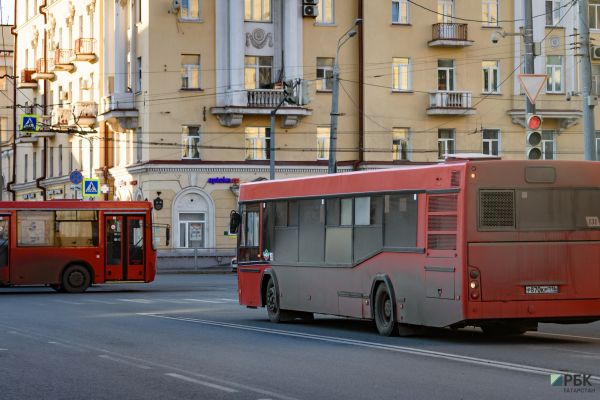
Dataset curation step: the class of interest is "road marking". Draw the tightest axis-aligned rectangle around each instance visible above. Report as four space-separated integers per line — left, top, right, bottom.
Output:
165 373 239 393
217 298 238 302
0 348 7 351
53 300 85 305
98 354 152 370
529 331 600 342
86 299 119 305
119 299 154 304
48 341 87 352
183 299 226 304
142 314 600 384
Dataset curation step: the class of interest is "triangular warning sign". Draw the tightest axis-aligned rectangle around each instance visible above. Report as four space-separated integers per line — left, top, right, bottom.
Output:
85 181 98 193
518 74 547 105
23 118 35 130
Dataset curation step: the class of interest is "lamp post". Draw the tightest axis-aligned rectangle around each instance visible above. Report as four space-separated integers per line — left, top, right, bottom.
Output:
328 18 362 174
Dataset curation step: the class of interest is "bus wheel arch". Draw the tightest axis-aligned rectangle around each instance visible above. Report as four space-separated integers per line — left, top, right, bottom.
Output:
262 271 293 323
370 275 398 336
61 262 93 293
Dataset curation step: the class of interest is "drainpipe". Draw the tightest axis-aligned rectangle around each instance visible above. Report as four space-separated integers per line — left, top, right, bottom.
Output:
103 121 109 200
7 0 17 200
357 0 364 168
34 1 48 200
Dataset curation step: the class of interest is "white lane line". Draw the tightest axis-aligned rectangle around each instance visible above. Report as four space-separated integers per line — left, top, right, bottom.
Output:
0 348 7 351
217 298 239 303
48 341 87 352
119 299 154 304
142 314 600 383
98 354 152 370
85 299 119 305
530 331 600 342
53 300 85 305
165 373 239 393
183 299 226 304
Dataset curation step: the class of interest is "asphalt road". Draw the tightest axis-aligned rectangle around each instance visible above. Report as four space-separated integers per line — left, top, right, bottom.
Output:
0 274 598 400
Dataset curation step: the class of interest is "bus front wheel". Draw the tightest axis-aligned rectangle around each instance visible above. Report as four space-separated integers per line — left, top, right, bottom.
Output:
62 265 91 294
374 284 396 336
265 279 293 323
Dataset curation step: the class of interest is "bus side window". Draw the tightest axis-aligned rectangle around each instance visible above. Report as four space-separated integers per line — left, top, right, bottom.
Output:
384 194 418 248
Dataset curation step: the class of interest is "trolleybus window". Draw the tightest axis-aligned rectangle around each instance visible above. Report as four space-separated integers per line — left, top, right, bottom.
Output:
383 194 418 248
239 203 261 262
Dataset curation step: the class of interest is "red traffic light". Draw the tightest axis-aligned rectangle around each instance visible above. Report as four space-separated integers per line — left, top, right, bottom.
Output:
527 114 542 130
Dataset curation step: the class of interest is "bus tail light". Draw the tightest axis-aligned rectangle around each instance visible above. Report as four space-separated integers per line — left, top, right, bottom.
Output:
469 267 481 301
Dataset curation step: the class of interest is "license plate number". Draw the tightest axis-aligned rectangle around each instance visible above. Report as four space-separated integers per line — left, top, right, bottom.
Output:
525 285 559 294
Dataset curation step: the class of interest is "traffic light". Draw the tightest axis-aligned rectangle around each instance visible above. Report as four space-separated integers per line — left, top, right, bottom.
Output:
526 114 543 160
283 80 297 104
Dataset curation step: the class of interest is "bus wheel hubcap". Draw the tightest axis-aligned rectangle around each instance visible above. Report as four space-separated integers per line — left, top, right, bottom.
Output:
383 298 391 321
70 272 84 287
267 287 277 312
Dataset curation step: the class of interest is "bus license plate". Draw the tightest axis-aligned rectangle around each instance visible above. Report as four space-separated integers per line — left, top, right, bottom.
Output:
525 285 559 294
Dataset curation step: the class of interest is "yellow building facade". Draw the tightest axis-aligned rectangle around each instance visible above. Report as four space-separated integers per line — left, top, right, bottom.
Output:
9 0 600 266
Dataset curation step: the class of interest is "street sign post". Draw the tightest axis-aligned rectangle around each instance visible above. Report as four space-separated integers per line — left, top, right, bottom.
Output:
518 74 547 105
82 178 100 198
20 114 39 133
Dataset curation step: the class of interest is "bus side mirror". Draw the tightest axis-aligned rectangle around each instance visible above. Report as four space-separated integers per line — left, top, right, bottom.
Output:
230 210 242 234
165 226 170 246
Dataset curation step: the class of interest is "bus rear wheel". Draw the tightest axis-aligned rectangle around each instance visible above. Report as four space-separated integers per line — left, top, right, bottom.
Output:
374 284 396 336
62 265 91 294
265 279 293 323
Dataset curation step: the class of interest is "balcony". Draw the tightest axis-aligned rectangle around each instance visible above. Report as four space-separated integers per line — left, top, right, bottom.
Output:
51 107 72 127
32 58 56 81
428 23 473 47
51 49 75 72
98 92 138 129
212 87 312 128
427 91 475 115
74 38 97 62
15 132 39 143
71 101 98 126
17 69 38 89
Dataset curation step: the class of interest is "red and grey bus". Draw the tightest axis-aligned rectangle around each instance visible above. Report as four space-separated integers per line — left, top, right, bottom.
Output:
233 159 600 336
0 201 161 293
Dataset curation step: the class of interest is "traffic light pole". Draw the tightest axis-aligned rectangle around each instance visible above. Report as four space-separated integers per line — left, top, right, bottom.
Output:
524 0 535 115
580 0 597 160
269 96 287 180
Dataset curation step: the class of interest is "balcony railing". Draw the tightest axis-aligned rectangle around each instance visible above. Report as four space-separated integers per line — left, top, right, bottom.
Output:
53 49 75 71
33 58 56 80
51 107 71 126
427 91 475 115
429 23 472 47
247 89 285 107
75 38 96 55
18 68 38 88
72 101 98 126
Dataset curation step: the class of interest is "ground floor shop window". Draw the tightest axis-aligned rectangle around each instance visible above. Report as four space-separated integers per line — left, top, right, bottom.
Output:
179 213 205 248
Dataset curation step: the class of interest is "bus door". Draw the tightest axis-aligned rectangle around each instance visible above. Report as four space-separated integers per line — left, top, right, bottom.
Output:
0 216 9 283
105 215 146 281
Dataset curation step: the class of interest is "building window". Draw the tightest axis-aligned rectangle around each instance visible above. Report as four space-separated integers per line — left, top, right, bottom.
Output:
245 127 270 160
136 57 142 92
244 0 271 22
542 131 555 160
182 125 201 159
136 128 142 162
181 54 201 89
593 65 600 95
316 57 334 91
482 129 500 156
438 129 455 160
392 0 409 24
437 59 455 91
0 117 8 143
591 0 600 29
482 0 498 26
49 147 54 177
58 144 63 176
245 56 272 90
32 151 36 180
179 213 205 248
393 57 411 91
316 0 334 24
0 66 6 90
437 0 454 23
180 0 201 20
317 127 330 160
546 55 563 93
392 128 410 161
24 154 28 183
482 61 499 93
545 1 561 26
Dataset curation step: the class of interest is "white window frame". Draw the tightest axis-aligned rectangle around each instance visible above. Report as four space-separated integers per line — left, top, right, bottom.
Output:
392 128 410 161
316 57 334 91
317 127 330 160
316 0 335 25
437 59 455 91
545 0 561 26
136 56 142 93
546 55 563 93
245 127 270 160
596 131 600 160
244 0 271 22
591 1 600 30
392 0 409 24
244 56 272 90
182 125 201 159
482 0 498 26
180 0 201 21
482 60 499 93
179 213 206 248
482 129 500 156
437 0 454 23
542 131 556 160
438 129 455 160
181 54 201 89
0 66 6 91
392 57 411 91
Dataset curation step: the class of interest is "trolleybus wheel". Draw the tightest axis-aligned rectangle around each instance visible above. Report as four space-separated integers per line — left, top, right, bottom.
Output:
374 284 396 336
265 279 293 323
62 265 91 294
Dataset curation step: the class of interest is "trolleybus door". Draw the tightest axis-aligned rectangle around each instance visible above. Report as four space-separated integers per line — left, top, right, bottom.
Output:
105 215 146 281
0 216 9 282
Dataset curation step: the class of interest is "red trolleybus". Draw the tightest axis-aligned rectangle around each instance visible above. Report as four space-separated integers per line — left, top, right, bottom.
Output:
0 201 159 293
233 160 600 336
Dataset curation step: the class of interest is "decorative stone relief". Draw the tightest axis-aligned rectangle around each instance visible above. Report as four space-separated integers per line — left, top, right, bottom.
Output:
87 0 96 15
245 28 273 49
31 26 39 49
66 1 76 27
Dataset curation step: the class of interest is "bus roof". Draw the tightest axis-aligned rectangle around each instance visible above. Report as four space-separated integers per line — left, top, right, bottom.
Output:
0 200 153 211
239 160 600 202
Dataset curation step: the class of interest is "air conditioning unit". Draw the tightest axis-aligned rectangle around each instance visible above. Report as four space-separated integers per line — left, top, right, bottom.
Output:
303 4 318 17
526 130 542 160
592 46 600 60
304 0 319 5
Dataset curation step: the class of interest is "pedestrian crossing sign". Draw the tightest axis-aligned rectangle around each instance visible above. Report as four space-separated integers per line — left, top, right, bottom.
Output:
82 178 100 198
20 114 39 133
